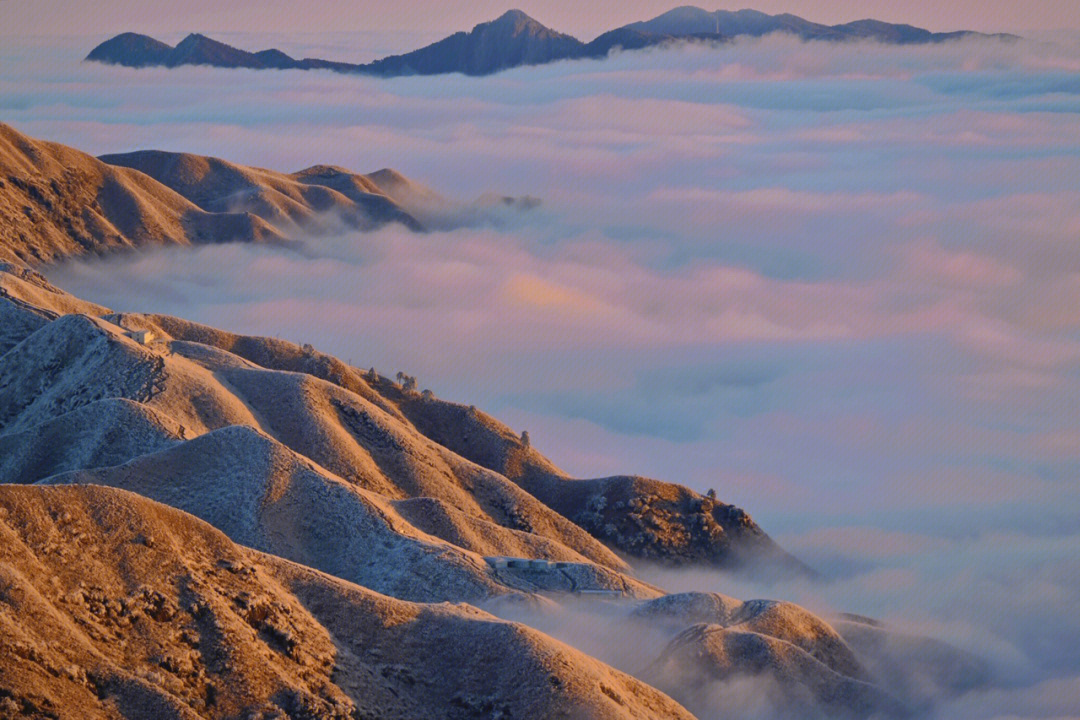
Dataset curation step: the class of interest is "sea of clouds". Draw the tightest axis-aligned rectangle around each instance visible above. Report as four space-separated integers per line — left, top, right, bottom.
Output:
4 31 1078 718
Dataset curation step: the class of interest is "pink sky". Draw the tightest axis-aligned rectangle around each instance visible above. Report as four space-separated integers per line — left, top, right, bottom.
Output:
3 1 1076 39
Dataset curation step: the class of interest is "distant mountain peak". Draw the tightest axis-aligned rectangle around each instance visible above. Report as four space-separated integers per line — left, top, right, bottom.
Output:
493 8 534 24
481 8 574 41
84 31 173 66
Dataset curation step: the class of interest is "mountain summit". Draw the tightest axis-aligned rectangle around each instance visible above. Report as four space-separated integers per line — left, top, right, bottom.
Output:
364 9 586 76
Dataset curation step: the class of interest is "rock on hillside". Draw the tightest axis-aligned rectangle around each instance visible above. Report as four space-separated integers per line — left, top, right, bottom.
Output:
0 484 694 720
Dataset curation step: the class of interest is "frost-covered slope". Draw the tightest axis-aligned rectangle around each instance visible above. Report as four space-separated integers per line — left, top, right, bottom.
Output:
0 261 801 578
0 484 693 719
0 260 987 718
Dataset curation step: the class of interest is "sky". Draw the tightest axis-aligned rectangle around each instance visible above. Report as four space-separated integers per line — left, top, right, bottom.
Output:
2 23 1079 719
3 0 1079 45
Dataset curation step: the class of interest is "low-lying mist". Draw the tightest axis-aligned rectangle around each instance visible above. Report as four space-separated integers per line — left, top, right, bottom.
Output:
481 522 1080 719
8 31 1078 719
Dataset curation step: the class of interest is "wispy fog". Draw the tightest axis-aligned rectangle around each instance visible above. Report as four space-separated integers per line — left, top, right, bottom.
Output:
7 33 1078 718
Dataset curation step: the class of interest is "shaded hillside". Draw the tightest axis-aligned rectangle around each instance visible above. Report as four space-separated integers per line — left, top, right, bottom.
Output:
86 7 1018 78
86 31 360 72
621 6 1016 43
0 484 694 720
0 124 424 264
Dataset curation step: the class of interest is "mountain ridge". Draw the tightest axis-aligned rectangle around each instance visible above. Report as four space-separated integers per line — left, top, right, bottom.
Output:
0 259 984 718
0 483 696 719
85 6 1019 78
0 254 808 582
0 122 428 264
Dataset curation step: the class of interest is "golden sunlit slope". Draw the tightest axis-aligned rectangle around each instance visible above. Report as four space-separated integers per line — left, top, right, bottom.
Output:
100 150 424 233
0 253 805 581
0 267 663 601
382 383 810 575
0 484 694 720
0 123 287 264
0 266 985 720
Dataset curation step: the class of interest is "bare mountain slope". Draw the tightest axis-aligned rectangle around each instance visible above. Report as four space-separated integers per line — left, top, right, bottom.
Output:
2 124 536 268
0 398 184 484
651 622 906 719
0 123 286 264
0 264 992 718
0 124 438 265
363 9 586 77
41 424 657 602
0 484 693 719
0 260 110 354
382 383 809 574
487 589 983 718
621 593 909 718
0 308 640 584
99 150 424 233
0 258 804 577
136 304 807 575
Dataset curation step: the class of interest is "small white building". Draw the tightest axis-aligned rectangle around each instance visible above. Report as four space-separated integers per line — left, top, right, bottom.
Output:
126 329 155 345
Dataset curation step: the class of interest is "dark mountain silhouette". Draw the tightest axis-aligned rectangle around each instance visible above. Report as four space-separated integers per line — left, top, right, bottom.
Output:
85 31 174 66
624 6 836 39
85 7 1018 77
624 7 1012 43
168 33 259 67
366 9 587 76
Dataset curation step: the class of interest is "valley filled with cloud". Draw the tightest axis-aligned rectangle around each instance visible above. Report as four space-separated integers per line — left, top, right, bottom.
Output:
6 31 1078 717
